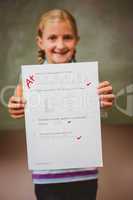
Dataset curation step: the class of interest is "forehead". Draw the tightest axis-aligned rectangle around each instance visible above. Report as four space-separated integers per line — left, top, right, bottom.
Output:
42 20 75 35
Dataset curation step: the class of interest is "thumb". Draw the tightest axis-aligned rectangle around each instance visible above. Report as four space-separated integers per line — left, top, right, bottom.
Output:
15 84 23 97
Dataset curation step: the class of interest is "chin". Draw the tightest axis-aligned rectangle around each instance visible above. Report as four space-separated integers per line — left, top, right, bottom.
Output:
59 60 69 64
51 54 72 64
53 57 72 64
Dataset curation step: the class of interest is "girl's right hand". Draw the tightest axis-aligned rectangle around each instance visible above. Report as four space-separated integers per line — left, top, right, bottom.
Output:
8 96 26 119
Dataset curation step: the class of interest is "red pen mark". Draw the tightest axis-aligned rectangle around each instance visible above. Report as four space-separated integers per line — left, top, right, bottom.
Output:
26 75 35 89
86 81 91 87
76 136 82 140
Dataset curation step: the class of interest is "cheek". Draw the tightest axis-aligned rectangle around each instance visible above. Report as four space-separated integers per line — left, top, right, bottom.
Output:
68 41 77 50
43 43 54 53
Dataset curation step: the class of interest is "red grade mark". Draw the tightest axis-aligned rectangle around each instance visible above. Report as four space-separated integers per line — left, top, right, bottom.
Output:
76 136 82 140
86 81 91 87
26 74 35 89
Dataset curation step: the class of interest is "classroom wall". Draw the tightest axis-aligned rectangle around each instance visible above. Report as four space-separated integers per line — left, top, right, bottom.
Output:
0 0 133 130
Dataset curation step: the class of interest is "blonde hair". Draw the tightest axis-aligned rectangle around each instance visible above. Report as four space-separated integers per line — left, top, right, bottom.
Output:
37 9 79 64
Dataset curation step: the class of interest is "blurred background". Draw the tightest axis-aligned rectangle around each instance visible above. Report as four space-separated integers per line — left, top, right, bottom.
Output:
0 0 133 199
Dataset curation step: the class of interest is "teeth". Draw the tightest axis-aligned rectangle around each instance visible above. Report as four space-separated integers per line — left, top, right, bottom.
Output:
53 50 68 54
54 52 67 54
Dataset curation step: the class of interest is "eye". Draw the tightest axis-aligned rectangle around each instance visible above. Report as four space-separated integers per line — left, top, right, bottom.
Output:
63 34 74 40
48 35 57 41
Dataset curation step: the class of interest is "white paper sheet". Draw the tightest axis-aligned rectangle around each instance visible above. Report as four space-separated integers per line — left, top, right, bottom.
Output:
21 62 103 170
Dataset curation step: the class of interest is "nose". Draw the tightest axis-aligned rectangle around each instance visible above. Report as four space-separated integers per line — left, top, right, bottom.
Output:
56 38 66 50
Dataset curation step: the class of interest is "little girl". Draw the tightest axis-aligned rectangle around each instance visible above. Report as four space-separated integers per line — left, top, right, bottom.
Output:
8 9 115 200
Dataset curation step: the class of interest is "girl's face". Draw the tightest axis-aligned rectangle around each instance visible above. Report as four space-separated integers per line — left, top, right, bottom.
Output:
37 20 79 64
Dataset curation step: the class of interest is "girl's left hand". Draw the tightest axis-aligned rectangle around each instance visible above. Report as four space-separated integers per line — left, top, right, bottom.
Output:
98 81 115 108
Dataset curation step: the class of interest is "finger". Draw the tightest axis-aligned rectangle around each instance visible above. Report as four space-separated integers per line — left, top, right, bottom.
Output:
10 114 24 119
9 96 26 104
100 94 115 101
98 85 113 95
9 108 24 115
98 81 110 89
8 102 25 109
100 101 113 108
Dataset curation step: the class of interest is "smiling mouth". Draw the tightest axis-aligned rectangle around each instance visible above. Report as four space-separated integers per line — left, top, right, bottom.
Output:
53 50 69 55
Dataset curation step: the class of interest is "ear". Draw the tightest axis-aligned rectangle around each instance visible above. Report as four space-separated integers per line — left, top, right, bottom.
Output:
76 36 80 44
36 36 43 49
75 36 80 46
